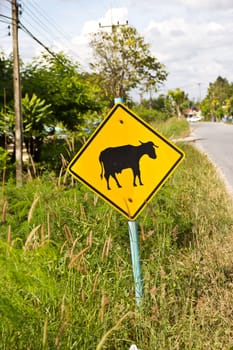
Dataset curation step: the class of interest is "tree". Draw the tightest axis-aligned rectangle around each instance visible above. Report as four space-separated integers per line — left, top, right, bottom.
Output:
0 52 14 110
201 76 233 120
0 93 53 162
22 52 103 131
0 53 14 148
167 88 189 118
135 94 175 122
225 96 233 117
89 25 167 103
22 93 52 161
0 105 14 150
207 77 231 104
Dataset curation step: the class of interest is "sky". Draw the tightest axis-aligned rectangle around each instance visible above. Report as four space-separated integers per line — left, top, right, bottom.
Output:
1 0 233 102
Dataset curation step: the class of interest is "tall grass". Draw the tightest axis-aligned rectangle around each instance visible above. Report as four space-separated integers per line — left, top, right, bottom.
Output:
1 124 233 348
153 117 190 139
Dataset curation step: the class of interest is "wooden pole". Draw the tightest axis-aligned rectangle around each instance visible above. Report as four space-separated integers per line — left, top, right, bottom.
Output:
12 0 23 186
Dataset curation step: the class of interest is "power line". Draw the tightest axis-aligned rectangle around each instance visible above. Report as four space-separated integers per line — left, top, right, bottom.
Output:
0 3 11 13
25 0 73 43
20 0 73 51
2 0 71 51
19 21 65 64
2 0 81 68
18 0 80 62
0 13 12 37
0 14 14 22
0 18 11 25
19 4 57 45
0 2 70 66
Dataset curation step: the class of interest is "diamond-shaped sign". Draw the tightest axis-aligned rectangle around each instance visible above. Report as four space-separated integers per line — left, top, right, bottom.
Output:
68 103 185 220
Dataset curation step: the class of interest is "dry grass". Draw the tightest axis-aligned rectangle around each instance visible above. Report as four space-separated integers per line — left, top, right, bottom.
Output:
1 142 233 349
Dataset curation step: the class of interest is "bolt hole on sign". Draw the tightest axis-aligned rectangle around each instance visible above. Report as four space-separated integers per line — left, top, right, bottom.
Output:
68 103 185 220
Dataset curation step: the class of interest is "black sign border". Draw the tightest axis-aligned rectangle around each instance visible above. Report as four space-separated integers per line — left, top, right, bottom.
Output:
68 103 185 220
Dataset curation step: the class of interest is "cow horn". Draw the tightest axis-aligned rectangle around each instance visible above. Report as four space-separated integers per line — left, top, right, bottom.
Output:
153 142 159 148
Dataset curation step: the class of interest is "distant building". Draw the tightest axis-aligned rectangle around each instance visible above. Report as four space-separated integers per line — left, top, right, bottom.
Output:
184 108 203 122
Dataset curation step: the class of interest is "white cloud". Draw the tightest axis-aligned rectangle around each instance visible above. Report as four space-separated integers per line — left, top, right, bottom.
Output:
207 22 224 34
81 7 128 35
178 0 233 10
1 0 233 101
69 8 129 68
139 2 233 99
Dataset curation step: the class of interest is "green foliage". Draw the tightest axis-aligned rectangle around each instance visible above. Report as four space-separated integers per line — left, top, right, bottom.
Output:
39 136 82 175
0 52 14 109
1 44 233 348
1 115 233 348
134 94 176 122
152 116 190 139
133 106 167 123
22 93 52 135
89 25 167 103
0 147 11 182
0 53 15 149
225 95 233 117
22 93 53 161
0 147 9 166
201 76 233 120
22 52 103 131
168 88 190 118
0 106 14 150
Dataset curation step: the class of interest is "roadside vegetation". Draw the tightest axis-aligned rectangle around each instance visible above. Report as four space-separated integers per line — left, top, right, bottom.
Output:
1 22 233 349
1 117 233 349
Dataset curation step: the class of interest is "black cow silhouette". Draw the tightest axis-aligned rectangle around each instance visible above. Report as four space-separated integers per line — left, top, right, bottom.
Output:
99 141 158 190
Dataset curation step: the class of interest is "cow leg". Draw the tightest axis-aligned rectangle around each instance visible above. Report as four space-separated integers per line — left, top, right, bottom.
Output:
133 175 143 186
138 171 143 186
104 173 121 190
104 173 111 190
112 174 122 188
133 168 143 186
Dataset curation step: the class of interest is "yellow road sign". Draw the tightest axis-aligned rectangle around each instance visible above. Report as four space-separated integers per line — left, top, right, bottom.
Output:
68 103 185 220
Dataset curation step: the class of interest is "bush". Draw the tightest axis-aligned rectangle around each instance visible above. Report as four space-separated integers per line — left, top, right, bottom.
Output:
133 106 169 123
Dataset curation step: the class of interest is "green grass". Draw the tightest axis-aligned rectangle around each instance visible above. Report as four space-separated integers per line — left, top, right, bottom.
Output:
1 119 233 349
153 116 190 139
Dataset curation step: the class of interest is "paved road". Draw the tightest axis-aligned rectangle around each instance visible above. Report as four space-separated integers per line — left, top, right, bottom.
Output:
190 121 233 194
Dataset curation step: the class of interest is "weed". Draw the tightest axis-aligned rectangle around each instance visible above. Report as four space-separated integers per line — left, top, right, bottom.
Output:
1 121 233 349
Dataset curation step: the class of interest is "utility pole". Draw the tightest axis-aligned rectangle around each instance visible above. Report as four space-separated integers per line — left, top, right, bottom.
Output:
99 20 128 99
198 82 202 102
99 20 128 33
12 0 23 186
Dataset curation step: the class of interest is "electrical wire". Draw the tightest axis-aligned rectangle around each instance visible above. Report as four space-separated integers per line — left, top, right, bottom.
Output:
0 18 10 25
0 14 12 37
25 0 73 43
3 0 72 51
0 2 13 38
19 4 57 45
2 0 82 67
19 21 67 65
20 0 74 52
0 14 13 22
0 1 66 66
0 3 11 13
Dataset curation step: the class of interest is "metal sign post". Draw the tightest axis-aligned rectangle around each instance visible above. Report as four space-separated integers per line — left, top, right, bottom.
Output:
128 220 143 305
114 97 143 306
68 98 185 307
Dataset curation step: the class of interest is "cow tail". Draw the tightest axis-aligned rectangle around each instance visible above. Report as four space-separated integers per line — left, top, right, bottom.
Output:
99 154 104 179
